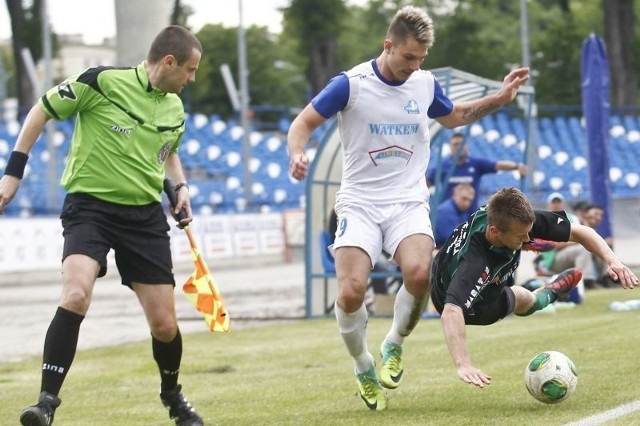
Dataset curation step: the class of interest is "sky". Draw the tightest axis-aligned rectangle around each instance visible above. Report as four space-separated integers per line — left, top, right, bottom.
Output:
0 0 297 44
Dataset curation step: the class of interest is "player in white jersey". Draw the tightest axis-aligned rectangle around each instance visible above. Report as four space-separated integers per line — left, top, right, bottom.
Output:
287 6 529 411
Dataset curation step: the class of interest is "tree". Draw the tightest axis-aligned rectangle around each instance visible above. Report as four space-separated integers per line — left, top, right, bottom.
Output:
6 0 34 117
283 0 346 96
190 24 307 119
604 0 637 107
5 0 57 118
335 0 405 69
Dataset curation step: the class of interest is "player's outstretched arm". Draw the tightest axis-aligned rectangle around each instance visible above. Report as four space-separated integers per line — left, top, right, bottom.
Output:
441 303 492 388
569 224 639 289
0 105 49 214
437 67 530 129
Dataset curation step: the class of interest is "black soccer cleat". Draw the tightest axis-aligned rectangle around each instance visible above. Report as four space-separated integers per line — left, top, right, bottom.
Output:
19 392 61 426
160 385 204 426
543 268 583 302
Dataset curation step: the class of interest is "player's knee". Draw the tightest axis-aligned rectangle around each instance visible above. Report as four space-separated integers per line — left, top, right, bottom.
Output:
337 282 367 312
60 287 92 314
402 263 430 292
150 318 178 342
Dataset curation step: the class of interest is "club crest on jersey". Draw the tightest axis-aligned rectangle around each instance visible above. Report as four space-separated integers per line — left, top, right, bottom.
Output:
157 141 172 164
404 99 420 114
369 145 412 166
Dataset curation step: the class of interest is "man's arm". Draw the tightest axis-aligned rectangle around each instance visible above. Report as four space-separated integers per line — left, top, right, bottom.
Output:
287 104 327 181
0 105 49 214
436 68 529 129
496 160 528 176
569 223 638 289
164 152 193 228
441 303 492 388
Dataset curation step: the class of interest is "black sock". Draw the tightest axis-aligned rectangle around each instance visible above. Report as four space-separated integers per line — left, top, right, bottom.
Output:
153 329 182 392
41 307 84 396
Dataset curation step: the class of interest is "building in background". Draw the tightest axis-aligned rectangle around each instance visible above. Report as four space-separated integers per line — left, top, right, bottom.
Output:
52 35 117 79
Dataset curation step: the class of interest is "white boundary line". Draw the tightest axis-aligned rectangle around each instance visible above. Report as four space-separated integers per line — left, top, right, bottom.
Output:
564 400 640 426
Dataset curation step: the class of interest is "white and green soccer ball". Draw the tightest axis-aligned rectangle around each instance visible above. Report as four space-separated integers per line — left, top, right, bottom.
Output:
524 350 578 404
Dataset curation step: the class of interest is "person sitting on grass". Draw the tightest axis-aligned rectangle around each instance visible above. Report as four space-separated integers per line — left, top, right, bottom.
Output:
430 187 638 388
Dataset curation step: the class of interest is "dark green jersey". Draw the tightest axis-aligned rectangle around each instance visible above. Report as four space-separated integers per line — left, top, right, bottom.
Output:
38 62 185 205
431 208 571 315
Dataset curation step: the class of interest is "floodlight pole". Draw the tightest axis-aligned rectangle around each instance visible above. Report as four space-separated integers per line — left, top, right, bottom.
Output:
520 0 531 71
238 0 253 210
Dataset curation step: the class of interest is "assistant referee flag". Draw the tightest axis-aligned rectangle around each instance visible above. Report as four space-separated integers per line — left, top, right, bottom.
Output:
182 228 230 332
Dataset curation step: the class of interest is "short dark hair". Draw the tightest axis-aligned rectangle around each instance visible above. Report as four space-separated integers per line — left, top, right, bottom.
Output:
147 25 202 65
487 187 535 232
572 201 589 212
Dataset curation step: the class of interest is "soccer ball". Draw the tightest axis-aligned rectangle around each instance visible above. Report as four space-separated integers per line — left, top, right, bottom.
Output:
524 351 578 404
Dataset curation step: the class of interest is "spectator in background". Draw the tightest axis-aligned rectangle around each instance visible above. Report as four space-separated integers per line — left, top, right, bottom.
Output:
427 131 528 211
585 204 613 247
584 204 617 286
535 192 580 275
433 183 475 247
543 197 611 289
571 201 590 224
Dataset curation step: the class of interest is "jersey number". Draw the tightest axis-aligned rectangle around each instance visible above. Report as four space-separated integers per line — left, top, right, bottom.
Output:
57 82 77 101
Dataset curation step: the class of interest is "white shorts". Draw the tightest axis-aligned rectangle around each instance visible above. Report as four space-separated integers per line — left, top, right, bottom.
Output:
332 200 434 267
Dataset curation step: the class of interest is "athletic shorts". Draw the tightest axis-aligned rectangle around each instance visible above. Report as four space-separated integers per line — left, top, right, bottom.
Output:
333 200 434 267
60 193 175 288
458 285 516 326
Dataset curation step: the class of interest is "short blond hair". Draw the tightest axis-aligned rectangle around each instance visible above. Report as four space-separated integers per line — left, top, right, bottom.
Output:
387 6 435 47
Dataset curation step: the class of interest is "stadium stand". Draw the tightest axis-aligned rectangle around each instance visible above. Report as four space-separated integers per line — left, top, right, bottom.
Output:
1 111 640 216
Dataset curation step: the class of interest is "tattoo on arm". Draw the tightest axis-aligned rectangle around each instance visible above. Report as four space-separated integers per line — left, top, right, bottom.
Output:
461 103 501 121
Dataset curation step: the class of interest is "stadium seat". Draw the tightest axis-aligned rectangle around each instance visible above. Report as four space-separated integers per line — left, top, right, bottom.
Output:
319 230 336 273
4 109 640 216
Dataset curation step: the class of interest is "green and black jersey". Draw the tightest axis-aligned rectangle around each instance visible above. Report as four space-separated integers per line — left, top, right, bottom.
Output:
431 208 571 315
38 62 185 205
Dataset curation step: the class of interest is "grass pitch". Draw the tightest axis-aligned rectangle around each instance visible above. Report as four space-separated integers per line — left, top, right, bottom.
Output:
2 288 640 425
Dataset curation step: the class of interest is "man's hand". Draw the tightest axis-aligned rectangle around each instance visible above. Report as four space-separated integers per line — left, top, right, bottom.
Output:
604 259 639 290
0 175 21 215
457 364 492 389
289 153 309 181
497 67 530 104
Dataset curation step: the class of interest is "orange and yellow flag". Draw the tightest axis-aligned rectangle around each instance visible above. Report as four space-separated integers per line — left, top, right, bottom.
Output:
182 229 230 332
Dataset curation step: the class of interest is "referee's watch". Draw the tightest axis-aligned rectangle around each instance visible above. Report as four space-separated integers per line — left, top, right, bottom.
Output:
174 182 189 192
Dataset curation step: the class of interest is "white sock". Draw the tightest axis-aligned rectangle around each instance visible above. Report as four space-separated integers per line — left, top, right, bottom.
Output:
335 302 373 374
384 285 428 346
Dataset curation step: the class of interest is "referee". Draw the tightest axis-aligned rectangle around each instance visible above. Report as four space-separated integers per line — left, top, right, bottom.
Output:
0 26 204 426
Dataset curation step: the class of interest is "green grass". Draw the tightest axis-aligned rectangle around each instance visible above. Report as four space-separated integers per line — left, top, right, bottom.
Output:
3 288 640 425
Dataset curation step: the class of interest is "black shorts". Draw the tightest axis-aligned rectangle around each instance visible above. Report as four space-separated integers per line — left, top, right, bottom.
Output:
60 193 175 288
432 285 516 326
462 285 516 326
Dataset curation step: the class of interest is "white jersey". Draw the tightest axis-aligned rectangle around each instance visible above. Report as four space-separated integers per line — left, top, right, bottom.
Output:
335 61 437 205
